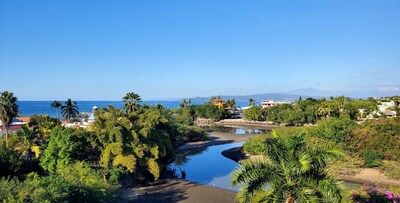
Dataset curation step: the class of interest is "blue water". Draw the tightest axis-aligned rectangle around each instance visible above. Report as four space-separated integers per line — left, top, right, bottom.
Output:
171 142 244 191
17 100 250 117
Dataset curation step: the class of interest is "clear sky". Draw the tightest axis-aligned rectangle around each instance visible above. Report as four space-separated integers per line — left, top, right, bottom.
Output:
1 0 399 100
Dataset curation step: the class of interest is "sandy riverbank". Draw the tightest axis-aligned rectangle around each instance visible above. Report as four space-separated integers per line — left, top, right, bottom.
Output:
216 118 282 129
178 130 259 151
118 178 237 203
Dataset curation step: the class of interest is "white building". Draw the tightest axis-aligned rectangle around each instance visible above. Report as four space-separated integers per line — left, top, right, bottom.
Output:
261 100 277 108
377 101 397 117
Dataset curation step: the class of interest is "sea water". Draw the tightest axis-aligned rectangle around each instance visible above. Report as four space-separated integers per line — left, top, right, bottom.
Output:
17 100 250 117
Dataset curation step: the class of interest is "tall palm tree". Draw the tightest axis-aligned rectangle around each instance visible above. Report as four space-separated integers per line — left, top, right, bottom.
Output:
122 92 142 114
249 99 255 107
61 98 79 121
226 99 236 110
0 91 19 147
180 99 191 108
50 100 62 119
231 131 343 203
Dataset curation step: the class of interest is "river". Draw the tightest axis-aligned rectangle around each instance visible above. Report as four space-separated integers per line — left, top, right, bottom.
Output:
169 126 361 192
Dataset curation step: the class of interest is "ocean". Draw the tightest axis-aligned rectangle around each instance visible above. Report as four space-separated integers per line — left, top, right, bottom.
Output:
17 100 250 117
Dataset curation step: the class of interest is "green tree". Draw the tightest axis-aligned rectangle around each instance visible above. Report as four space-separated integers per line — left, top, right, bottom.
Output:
0 91 19 147
50 100 62 119
40 127 77 173
249 99 255 107
225 99 236 110
231 131 343 203
93 106 174 181
122 92 142 114
180 99 191 108
243 106 265 121
61 99 79 121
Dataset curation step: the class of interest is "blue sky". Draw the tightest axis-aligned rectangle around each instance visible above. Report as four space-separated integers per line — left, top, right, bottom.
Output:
1 0 399 100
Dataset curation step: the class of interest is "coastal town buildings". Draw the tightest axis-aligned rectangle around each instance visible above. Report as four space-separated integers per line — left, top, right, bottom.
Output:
260 100 291 108
377 101 397 117
261 100 276 108
211 98 225 109
0 118 29 135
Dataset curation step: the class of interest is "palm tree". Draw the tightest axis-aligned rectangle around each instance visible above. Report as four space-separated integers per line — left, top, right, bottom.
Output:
122 92 142 114
61 98 79 121
249 99 255 107
231 131 343 203
0 91 19 147
226 99 236 110
50 100 62 119
180 99 191 108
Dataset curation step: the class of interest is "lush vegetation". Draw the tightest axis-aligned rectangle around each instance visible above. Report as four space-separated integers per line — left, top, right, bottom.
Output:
0 91 208 202
241 116 400 202
61 98 79 121
243 96 380 126
232 131 343 203
172 98 232 123
0 91 19 147
244 117 400 174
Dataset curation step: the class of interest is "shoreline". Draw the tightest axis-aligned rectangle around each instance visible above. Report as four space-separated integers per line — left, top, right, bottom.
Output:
221 146 400 188
215 118 282 129
177 130 260 151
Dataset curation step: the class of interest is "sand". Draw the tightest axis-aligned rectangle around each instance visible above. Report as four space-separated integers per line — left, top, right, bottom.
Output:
178 131 258 151
118 179 237 203
340 168 400 187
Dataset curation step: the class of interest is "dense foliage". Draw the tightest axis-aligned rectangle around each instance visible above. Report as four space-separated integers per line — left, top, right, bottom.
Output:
0 163 116 203
232 131 343 203
243 96 379 126
0 91 19 147
0 91 209 202
347 118 400 161
363 150 384 167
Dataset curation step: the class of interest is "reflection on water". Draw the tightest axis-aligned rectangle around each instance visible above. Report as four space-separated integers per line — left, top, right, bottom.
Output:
170 142 244 191
171 127 361 192
202 126 270 135
174 147 208 166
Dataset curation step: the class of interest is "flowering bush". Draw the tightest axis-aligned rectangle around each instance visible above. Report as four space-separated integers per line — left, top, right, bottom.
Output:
351 182 400 203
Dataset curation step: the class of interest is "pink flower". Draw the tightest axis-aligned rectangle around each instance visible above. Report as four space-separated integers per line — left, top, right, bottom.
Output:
386 190 394 199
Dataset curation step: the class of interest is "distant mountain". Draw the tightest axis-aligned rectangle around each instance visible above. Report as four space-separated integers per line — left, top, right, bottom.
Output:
190 93 301 105
285 88 339 98
188 87 400 105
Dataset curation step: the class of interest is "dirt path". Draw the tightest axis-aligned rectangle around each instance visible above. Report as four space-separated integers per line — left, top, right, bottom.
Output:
340 168 400 187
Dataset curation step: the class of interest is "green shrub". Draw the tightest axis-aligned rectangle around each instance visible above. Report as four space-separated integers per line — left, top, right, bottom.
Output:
106 167 128 185
243 106 265 121
348 118 400 161
315 117 356 143
0 163 117 203
243 135 268 155
363 150 383 167
382 161 400 180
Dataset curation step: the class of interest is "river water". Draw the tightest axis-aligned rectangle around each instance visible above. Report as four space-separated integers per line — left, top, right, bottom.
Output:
169 126 361 192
